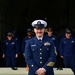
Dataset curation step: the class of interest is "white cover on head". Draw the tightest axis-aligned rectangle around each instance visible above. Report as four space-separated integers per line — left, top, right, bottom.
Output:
31 20 47 27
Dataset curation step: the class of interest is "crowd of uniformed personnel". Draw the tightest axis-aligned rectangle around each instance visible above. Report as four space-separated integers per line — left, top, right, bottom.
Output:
0 21 75 74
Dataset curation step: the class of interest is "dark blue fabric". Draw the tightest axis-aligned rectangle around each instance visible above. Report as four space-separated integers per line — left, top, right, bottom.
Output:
22 37 33 54
59 37 75 56
59 37 75 72
25 36 56 75
3 39 19 67
46 35 59 52
64 56 75 72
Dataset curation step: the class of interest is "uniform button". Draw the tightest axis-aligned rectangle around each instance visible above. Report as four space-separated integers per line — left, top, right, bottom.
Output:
47 48 49 50
40 62 42 64
40 48 42 50
40 57 42 59
31 65 34 67
40 53 42 55
33 49 34 51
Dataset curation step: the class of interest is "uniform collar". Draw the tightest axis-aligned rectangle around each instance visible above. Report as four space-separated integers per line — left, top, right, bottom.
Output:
65 37 71 39
47 35 53 37
36 36 43 40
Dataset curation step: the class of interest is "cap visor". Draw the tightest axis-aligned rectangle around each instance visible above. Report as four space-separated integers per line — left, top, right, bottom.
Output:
66 32 71 34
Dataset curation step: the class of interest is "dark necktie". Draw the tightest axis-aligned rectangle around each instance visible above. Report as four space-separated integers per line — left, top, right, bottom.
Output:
38 39 42 42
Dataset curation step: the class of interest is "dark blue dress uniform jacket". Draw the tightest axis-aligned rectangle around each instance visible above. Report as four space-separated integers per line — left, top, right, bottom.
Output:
22 37 32 54
59 37 75 72
59 37 75 56
46 35 59 53
3 39 19 56
13 36 20 51
25 36 56 75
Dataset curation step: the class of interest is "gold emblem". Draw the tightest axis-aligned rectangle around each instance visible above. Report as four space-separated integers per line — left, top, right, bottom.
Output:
37 21 41 25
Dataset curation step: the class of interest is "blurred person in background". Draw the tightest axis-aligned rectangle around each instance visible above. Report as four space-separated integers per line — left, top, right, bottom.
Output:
22 28 33 70
59 29 75 74
2 32 19 70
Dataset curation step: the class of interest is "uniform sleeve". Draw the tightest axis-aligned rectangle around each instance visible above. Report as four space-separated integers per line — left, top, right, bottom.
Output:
15 40 19 54
25 41 39 73
43 41 56 72
59 39 63 56
54 37 59 52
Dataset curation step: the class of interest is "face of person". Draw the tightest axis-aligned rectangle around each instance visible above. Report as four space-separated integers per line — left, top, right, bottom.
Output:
27 32 32 36
34 28 45 38
47 31 53 36
7 36 12 40
65 33 71 38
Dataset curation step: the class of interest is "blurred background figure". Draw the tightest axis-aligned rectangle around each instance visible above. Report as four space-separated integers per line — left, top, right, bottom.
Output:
12 30 20 47
2 32 19 70
12 30 18 39
22 28 33 70
46 27 62 69
12 29 21 67
22 29 33 56
59 29 75 74
46 27 58 55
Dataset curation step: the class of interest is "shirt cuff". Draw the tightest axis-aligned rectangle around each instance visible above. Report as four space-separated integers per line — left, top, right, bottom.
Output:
43 68 46 72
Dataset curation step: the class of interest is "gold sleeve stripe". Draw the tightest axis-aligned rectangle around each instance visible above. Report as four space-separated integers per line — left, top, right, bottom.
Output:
47 62 55 66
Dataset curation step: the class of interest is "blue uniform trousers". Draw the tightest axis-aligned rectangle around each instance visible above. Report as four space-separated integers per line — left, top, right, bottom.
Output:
64 56 75 72
6 55 16 67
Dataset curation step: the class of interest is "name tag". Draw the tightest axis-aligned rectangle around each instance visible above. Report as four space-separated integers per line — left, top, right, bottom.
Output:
6 43 8 44
71 41 74 43
64 42 66 43
31 45 36 47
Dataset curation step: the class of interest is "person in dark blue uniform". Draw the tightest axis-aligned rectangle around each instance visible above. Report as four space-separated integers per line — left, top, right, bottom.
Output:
46 27 58 55
12 30 22 67
25 20 56 75
59 29 75 74
22 28 33 70
12 30 20 48
46 27 62 69
22 29 33 56
12 30 19 40
2 32 19 70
